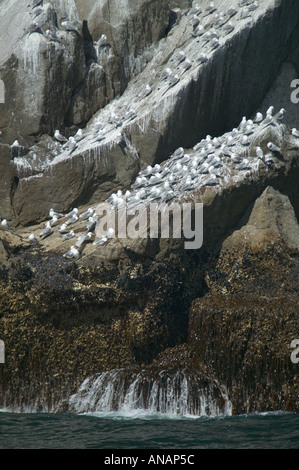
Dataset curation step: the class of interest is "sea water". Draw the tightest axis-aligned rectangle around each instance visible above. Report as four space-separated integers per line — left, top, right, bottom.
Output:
0 410 298 449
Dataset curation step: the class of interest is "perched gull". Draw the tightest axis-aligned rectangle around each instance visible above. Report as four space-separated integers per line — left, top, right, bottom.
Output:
138 84 152 99
49 208 65 219
241 8 251 19
1 219 9 229
266 106 274 118
189 4 202 16
86 215 99 231
291 128 299 138
237 159 251 171
79 208 94 220
62 230 75 240
65 208 78 218
65 214 79 226
223 22 235 34
203 2 216 16
254 112 263 123
106 228 115 239
267 142 281 153
63 245 80 259
256 146 264 160
48 215 59 227
40 222 53 239
58 223 68 233
198 53 208 63
62 137 77 153
190 15 200 27
54 129 68 143
74 128 83 142
192 24 204 37
75 232 93 247
176 50 186 62
180 59 192 73
98 34 107 46
29 233 38 244
93 236 108 246
248 1 258 11
227 7 237 17
61 21 79 33
276 108 286 121
125 108 137 121
167 72 180 86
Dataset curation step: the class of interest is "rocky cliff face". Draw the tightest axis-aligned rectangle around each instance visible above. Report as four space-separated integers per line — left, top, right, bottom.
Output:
0 0 298 414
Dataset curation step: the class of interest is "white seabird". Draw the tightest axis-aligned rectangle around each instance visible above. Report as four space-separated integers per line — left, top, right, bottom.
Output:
62 230 75 240
256 146 264 160
79 208 94 220
125 108 137 121
192 24 204 37
74 128 83 142
65 208 78 218
98 34 107 46
167 73 180 86
54 129 68 143
236 159 251 171
291 128 299 138
93 236 108 246
180 59 192 73
29 233 37 243
75 232 93 247
65 215 79 226
241 8 251 19
190 15 200 27
138 84 152 99
254 112 263 123
276 108 286 121
106 228 115 239
267 142 281 153
248 1 258 11
58 223 68 233
176 51 186 63
49 208 65 219
86 215 99 231
204 174 218 185
198 52 208 63
40 222 53 239
223 22 235 35
63 245 80 259
203 2 216 15
61 21 79 33
1 219 9 229
227 7 237 17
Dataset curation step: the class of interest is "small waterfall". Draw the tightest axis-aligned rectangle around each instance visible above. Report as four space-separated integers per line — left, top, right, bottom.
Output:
68 368 233 417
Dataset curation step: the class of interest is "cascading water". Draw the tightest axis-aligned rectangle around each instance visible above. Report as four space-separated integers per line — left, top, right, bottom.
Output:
67 368 233 417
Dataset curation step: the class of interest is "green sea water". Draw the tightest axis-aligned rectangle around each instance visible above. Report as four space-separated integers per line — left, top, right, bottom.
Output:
0 410 298 449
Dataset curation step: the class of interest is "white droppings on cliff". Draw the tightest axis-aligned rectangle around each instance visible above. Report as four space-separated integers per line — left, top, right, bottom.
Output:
21 34 46 73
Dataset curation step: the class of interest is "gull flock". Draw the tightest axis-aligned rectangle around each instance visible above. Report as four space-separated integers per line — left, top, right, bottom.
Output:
5 105 296 260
